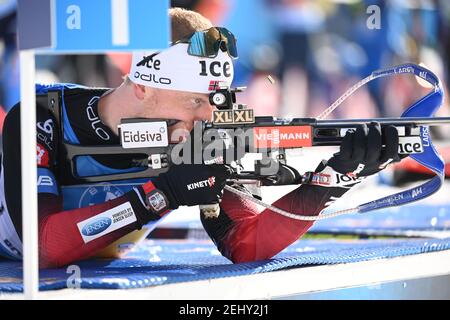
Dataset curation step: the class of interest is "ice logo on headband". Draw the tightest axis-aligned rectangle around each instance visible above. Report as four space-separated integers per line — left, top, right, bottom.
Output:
133 52 171 85
130 43 234 94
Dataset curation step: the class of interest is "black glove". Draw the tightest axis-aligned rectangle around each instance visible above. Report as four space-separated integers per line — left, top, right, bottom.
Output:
152 164 233 209
312 123 403 188
327 123 402 176
261 163 302 186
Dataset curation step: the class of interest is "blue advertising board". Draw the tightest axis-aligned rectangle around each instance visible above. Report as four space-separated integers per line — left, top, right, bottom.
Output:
18 0 169 52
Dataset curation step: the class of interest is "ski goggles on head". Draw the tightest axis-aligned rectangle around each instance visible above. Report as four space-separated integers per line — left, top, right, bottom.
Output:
175 27 238 59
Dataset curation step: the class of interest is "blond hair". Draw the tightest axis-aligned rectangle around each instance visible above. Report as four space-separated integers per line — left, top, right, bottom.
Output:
124 8 213 85
169 7 213 42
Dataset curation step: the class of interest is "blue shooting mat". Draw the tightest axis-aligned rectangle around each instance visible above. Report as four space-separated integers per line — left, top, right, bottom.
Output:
155 202 450 237
311 203 450 234
156 182 450 236
0 237 449 292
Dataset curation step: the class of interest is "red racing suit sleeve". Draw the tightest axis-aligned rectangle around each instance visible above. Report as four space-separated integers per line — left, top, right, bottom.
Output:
2 103 159 268
38 192 154 268
201 184 349 263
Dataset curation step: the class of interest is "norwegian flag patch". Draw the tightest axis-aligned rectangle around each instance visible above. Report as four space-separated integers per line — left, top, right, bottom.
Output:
208 80 224 91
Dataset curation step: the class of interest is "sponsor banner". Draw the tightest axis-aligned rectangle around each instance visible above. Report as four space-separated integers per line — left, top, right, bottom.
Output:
213 109 254 125
77 202 137 243
253 126 312 149
187 177 215 191
119 121 168 149
309 166 366 188
398 136 423 154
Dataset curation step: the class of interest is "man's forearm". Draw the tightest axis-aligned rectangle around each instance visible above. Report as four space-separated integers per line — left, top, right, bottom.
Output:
202 185 349 263
37 190 155 268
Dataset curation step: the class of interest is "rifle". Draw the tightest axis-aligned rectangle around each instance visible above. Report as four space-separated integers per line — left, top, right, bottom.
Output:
60 105 450 185
57 63 449 219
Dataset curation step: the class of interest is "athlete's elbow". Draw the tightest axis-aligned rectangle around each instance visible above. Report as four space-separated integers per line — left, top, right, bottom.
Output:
38 229 76 268
222 241 274 264
39 252 62 268
38 247 72 268
228 251 274 264
228 253 256 264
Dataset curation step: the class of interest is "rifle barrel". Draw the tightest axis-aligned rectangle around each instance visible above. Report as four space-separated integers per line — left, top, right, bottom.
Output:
315 117 450 127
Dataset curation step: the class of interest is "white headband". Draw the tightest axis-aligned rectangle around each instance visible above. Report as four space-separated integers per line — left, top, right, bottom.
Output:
129 43 234 93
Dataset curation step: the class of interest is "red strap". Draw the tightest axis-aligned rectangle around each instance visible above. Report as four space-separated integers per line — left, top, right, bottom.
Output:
142 180 157 194
141 181 171 217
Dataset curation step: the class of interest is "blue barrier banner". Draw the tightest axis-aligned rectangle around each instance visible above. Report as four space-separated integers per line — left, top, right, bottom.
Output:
18 0 170 52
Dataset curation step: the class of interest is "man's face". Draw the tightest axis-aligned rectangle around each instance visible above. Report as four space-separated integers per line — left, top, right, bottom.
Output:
141 87 215 143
